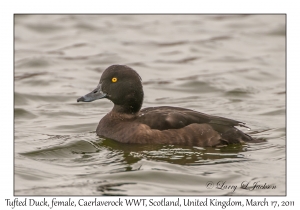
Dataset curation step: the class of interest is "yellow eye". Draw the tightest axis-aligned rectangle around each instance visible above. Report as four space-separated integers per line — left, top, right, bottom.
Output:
111 77 117 83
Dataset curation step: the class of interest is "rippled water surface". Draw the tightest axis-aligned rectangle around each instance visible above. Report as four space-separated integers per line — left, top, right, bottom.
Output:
14 15 285 195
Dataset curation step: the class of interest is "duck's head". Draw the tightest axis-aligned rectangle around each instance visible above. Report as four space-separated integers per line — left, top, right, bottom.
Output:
77 65 144 114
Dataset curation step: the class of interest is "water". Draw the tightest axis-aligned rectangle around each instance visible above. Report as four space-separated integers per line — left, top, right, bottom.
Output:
14 15 285 195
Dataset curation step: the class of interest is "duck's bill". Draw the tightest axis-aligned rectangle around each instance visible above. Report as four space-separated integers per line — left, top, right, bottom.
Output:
77 84 107 102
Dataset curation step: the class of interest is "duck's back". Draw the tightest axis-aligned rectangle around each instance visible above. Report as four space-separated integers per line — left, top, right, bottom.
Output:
137 106 245 129
97 106 254 147
137 106 253 145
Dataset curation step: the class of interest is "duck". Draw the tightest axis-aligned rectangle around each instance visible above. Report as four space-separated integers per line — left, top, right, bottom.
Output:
77 64 256 147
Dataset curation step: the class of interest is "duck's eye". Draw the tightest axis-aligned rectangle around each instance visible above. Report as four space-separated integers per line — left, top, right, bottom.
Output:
111 77 118 83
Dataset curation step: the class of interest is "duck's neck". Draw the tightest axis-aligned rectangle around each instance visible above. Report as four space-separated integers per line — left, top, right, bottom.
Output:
112 105 136 114
111 83 144 115
112 96 143 115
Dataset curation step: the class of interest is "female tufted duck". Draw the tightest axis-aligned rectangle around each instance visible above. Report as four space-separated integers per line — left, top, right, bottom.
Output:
77 65 256 147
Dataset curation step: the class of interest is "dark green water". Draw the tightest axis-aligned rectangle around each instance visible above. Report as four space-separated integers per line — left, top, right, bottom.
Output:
14 15 285 195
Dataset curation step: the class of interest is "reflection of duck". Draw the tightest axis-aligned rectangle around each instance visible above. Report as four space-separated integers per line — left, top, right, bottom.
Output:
77 65 256 147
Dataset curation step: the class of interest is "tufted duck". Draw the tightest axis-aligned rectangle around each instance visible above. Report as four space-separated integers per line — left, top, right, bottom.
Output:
77 65 256 147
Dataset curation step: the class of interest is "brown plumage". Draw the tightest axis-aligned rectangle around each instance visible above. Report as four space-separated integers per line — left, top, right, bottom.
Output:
78 65 256 147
